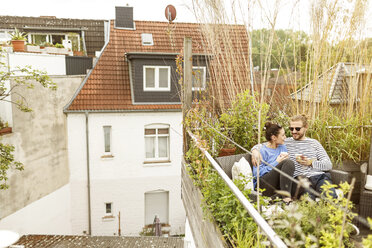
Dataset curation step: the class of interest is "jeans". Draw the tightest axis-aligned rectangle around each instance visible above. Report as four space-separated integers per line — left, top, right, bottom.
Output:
292 172 337 200
259 159 295 198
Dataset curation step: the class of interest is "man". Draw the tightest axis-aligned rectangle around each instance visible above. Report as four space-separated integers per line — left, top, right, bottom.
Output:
252 114 337 199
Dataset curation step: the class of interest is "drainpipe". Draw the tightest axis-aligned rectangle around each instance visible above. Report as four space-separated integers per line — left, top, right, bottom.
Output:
85 111 92 235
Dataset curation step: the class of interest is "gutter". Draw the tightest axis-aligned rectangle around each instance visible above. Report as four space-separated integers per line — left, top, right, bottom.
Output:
85 111 92 235
64 108 182 114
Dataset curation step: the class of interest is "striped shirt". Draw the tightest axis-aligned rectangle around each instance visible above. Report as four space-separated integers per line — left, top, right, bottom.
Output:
253 137 332 178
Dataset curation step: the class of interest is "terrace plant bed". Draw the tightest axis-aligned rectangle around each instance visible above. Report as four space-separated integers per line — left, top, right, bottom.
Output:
183 91 368 247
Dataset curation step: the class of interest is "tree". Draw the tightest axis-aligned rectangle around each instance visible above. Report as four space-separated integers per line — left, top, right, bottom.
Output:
251 29 309 70
0 48 56 189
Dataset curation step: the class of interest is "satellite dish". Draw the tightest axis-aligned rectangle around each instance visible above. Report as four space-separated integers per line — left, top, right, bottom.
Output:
165 5 176 23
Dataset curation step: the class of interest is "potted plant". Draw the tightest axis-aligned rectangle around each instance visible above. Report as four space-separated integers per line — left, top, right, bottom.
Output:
43 42 57 54
10 28 27 52
54 43 68 55
0 118 12 136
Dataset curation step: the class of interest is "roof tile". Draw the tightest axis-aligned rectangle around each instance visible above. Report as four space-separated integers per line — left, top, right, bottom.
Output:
67 20 248 111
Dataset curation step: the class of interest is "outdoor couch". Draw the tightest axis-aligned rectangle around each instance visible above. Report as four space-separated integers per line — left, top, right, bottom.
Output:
215 153 351 194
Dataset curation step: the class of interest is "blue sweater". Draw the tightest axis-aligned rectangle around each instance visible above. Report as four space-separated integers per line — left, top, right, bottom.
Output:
253 144 287 187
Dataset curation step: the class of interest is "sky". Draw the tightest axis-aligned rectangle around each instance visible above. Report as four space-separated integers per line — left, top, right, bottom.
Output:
0 0 371 36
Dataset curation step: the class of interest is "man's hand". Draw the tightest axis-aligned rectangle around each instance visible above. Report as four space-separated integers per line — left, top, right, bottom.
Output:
296 155 314 167
251 149 262 167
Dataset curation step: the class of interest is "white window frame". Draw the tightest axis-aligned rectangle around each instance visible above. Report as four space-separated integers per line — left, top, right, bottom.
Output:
144 124 170 162
192 66 207 91
141 33 154 46
143 66 171 92
105 202 113 215
103 125 112 156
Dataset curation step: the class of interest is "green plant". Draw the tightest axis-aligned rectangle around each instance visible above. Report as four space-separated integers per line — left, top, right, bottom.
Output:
10 28 27 41
269 182 355 247
219 91 269 153
54 43 64 48
362 218 372 247
307 109 371 165
40 42 53 47
0 118 8 129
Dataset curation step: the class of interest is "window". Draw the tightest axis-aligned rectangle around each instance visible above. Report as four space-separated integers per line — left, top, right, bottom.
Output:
141 33 153 46
192 66 206 91
103 126 111 153
266 88 272 96
105 202 112 215
143 66 171 91
145 191 169 225
144 124 170 161
27 32 81 48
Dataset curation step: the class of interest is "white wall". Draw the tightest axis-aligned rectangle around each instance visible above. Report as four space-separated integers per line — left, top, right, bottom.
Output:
0 184 72 235
8 52 66 75
0 76 84 219
68 111 185 236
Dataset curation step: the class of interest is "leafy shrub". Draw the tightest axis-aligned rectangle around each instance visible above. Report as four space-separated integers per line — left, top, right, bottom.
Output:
54 43 64 48
307 110 371 165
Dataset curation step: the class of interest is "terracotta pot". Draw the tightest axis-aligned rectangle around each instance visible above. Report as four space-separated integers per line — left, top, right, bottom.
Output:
73 51 84 56
218 147 236 157
11 40 25 52
0 127 12 136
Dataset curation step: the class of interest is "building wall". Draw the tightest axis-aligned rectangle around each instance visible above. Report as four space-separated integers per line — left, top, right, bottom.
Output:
0 184 72 235
8 53 66 75
68 111 186 236
0 16 106 57
0 75 84 219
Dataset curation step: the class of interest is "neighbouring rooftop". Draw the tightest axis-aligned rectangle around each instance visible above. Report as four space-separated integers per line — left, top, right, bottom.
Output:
13 235 184 248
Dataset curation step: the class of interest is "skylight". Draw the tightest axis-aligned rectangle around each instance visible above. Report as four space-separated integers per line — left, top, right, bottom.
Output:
141 33 153 46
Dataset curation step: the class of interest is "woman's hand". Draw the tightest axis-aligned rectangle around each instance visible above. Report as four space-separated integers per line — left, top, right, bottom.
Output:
276 152 289 163
251 149 262 167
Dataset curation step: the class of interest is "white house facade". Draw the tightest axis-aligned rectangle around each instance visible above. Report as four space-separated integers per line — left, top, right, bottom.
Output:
67 111 184 236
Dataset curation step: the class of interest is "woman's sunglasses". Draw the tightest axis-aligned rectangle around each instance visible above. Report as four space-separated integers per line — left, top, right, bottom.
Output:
289 127 302 131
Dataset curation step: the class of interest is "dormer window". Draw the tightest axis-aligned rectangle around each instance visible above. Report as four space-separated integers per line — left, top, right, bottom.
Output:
143 66 171 91
192 66 206 91
141 33 153 46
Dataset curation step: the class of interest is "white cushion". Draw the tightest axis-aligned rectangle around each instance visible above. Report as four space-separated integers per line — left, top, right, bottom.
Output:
231 157 254 191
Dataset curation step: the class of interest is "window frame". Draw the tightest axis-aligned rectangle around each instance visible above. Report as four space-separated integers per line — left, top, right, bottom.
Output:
103 125 112 156
143 66 171 92
105 202 113 215
144 124 170 162
192 66 207 91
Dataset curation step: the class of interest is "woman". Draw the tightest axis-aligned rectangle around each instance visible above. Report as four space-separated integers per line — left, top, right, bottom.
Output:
252 122 295 202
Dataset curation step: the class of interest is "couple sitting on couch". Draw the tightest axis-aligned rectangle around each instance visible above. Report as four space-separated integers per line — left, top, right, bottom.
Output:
250 114 337 202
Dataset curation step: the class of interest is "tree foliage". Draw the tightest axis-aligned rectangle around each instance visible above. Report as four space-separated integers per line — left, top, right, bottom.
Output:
251 29 309 70
0 48 56 189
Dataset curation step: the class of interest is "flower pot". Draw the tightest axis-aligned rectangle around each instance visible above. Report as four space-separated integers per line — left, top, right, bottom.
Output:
73 51 84 56
0 127 12 136
11 40 25 52
218 147 236 157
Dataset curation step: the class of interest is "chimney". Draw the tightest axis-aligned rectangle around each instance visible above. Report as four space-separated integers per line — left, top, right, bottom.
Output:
115 6 135 29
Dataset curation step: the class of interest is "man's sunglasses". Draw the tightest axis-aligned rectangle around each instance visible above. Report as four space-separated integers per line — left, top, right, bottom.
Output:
289 127 302 131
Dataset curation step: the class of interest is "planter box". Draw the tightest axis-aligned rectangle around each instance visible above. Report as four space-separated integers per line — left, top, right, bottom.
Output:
26 45 41 53
44 47 58 54
0 127 12 136
181 160 228 248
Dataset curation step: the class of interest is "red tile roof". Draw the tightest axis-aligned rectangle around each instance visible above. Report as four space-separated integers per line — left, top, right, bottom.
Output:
65 20 249 111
